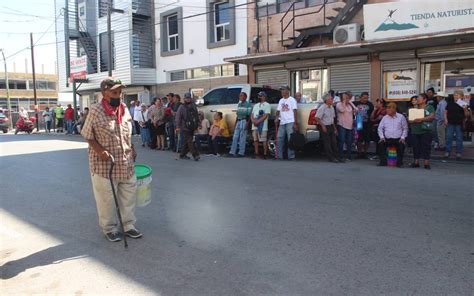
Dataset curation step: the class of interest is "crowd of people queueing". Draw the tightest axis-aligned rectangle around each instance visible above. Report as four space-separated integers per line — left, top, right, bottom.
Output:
127 86 473 169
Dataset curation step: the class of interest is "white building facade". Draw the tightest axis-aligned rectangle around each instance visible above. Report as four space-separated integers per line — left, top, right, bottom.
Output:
55 0 156 107
153 0 249 98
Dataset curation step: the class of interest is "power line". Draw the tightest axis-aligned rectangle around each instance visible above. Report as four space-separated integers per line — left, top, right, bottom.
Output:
4 1 256 57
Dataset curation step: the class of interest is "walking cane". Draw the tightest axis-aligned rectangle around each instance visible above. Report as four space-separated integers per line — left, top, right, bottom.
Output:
109 156 128 248
275 122 279 160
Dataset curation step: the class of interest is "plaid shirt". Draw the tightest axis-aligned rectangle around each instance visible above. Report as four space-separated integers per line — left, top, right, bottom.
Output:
81 102 134 181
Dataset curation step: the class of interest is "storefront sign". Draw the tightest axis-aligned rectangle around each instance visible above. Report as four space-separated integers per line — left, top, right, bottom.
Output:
384 70 417 101
444 74 474 94
70 56 87 81
364 0 474 41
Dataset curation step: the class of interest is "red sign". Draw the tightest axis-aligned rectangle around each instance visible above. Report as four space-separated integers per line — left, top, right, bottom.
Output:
70 56 87 82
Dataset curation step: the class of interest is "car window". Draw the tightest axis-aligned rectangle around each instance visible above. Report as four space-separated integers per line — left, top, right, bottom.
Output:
223 88 242 104
250 87 281 104
203 88 227 105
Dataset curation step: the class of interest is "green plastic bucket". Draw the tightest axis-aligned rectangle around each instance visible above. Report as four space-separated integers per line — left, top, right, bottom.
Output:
135 164 152 207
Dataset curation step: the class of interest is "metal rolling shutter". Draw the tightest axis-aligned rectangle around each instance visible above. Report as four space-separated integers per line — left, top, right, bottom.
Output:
256 69 288 88
382 60 417 72
329 63 371 95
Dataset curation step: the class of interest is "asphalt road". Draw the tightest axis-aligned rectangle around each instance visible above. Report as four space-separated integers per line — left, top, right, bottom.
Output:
1 133 473 295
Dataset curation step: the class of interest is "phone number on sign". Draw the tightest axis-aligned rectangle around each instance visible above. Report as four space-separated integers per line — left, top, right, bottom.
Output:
389 90 417 95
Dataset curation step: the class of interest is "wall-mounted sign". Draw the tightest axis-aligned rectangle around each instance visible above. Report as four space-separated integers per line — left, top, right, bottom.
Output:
384 70 417 101
444 74 474 94
191 88 205 99
364 0 474 41
70 56 87 81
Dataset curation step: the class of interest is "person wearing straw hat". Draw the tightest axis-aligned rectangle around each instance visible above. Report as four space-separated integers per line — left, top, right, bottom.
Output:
81 77 142 242
434 91 448 150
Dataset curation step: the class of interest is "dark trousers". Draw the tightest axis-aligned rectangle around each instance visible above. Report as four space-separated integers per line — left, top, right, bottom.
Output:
134 120 141 135
168 122 176 151
413 133 432 160
378 138 405 165
210 136 228 155
337 125 353 160
180 130 198 158
321 125 338 161
195 134 209 152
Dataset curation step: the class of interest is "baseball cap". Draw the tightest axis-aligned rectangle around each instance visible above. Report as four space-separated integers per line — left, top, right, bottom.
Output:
257 91 267 97
184 92 192 98
279 85 290 91
100 77 126 91
435 91 448 97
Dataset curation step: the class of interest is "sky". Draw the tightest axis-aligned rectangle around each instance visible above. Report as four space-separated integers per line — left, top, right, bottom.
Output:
0 0 57 75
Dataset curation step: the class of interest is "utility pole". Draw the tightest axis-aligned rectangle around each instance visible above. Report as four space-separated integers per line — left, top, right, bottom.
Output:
107 0 124 77
0 49 13 130
30 33 39 132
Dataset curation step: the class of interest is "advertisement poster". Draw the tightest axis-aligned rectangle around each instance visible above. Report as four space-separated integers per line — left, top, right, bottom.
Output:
364 0 474 41
69 56 87 81
384 70 417 101
444 74 474 94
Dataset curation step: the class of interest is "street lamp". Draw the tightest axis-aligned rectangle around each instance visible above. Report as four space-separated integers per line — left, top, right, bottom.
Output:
0 48 13 130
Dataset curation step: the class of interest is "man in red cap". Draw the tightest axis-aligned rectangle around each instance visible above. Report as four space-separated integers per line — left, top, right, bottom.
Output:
81 77 142 242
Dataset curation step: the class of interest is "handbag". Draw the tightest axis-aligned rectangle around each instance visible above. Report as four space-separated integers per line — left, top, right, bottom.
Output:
289 132 305 150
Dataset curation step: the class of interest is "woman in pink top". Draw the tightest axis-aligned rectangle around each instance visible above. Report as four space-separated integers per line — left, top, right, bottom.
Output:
336 93 357 160
336 92 356 160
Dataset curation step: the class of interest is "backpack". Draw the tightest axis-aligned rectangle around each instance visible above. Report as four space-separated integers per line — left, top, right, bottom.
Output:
289 132 305 150
184 104 199 131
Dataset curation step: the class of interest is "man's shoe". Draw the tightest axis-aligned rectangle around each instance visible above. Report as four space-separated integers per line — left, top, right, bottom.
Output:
424 164 431 170
237 154 244 158
125 229 143 239
409 163 420 168
226 153 235 158
377 162 387 167
105 232 122 242
193 155 200 161
179 155 191 160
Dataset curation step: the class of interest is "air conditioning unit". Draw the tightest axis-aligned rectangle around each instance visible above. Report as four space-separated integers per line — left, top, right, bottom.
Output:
333 23 361 45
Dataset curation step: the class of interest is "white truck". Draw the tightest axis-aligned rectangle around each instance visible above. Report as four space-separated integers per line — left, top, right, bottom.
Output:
196 84 323 155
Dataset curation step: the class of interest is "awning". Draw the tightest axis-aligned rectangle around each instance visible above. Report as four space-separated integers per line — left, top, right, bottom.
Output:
225 29 474 66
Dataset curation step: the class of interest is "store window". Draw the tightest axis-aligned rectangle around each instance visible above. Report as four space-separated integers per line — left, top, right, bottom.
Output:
423 62 442 93
290 68 328 103
422 59 474 95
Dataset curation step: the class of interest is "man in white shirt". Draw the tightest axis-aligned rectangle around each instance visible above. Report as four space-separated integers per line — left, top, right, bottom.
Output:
133 101 142 136
377 102 408 167
276 85 298 160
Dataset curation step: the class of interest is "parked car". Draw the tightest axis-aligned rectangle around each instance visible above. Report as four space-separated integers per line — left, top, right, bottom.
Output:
0 113 10 133
196 84 322 155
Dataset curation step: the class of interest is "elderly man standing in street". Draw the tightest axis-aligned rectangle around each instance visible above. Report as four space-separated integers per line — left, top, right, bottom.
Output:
315 93 340 163
377 102 408 167
81 77 142 242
